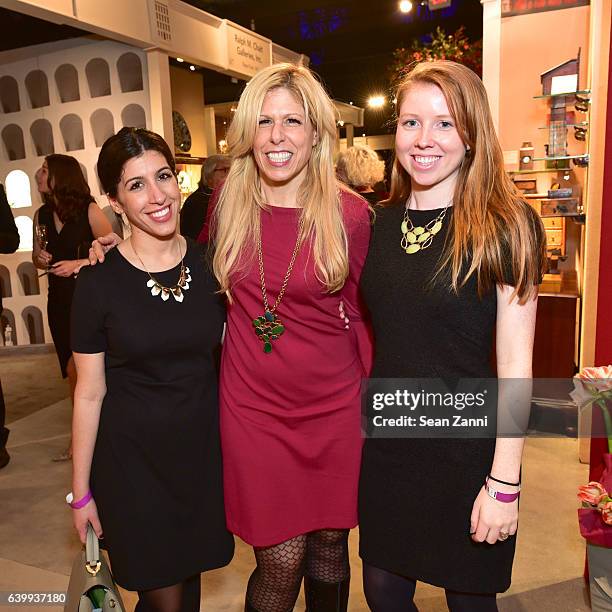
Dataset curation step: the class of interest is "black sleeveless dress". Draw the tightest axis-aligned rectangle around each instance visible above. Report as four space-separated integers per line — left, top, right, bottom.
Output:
38 203 93 377
358 203 531 594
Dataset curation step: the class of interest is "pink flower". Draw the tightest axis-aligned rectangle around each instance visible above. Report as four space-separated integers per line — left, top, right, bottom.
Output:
578 482 607 505
577 365 612 393
602 501 612 526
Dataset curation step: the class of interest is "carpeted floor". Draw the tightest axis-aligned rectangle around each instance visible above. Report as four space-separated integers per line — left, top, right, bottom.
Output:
0 347 594 611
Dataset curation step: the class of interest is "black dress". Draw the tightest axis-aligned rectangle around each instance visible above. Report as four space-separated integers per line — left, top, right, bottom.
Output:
38 204 93 378
71 241 234 590
359 204 517 594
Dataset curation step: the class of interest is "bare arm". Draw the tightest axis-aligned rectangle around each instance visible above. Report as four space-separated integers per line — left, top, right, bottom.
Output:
491 285 538 481
88 202 113 239
470 285 538 544
71 351 106 542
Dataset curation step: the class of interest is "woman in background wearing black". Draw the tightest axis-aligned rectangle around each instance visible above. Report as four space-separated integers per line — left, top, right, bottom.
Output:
32 155 111 460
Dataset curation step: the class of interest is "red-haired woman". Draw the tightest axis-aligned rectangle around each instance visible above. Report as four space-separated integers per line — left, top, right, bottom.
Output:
33 155 112 460
358 61 546 610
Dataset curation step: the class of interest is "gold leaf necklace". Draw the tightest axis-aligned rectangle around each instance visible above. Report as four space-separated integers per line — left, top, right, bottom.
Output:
400 198 451 254
131 238 191 303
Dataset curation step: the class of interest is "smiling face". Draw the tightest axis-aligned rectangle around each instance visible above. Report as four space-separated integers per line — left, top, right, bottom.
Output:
35 160 50 194
396 82 466 202
252 87 317 194
110 150 180 239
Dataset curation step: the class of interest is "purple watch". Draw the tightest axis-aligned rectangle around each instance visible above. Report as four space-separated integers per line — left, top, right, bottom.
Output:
485 480 520 503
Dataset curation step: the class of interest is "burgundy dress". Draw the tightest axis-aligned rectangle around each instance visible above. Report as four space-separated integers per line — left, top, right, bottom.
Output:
220 191 372 547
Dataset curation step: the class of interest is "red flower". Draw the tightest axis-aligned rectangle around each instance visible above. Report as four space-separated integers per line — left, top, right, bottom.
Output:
602 501 612 526
578 482 607 506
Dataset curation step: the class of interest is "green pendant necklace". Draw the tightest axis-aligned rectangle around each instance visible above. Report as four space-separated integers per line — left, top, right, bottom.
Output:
400 199 451 254
252 216 304 354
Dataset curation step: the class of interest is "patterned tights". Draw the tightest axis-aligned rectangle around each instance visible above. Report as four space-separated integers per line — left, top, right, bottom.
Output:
246 529 350 612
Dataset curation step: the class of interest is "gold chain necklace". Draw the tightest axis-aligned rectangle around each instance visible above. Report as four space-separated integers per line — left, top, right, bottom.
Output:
131 239 191 302
252 215 304 354
400 200 451 254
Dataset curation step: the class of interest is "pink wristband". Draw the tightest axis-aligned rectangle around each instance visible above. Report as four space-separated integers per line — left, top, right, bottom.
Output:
66 490 93 509
485 480 520 503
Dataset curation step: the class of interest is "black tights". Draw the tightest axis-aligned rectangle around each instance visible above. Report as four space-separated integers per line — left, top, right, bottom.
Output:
363 563 498 612
246 529 350 612
135 574 201 612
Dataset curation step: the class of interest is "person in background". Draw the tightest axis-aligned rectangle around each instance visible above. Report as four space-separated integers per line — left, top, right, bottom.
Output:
179 154 230 240
32 154 112 461
0 183 19 469
335 145 386 205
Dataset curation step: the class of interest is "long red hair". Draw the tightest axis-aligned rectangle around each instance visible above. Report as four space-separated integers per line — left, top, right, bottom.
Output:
385 61 546 303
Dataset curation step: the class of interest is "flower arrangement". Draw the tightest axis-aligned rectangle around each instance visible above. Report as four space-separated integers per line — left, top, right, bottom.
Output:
391 26 482 82
572 366 612 546
578 482 612 526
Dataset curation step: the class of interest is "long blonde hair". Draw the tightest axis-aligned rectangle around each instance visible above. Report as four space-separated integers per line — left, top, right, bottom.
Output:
386 61 546 303
212 63 348 299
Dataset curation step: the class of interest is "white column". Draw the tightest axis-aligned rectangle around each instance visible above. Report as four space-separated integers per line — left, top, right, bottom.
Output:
146 49 174 145
481 0 502 134
203 107 217 157
579 0 612 368
346 124 354 148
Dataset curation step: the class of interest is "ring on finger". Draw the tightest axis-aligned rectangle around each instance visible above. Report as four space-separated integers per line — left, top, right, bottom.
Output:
498 532 509 541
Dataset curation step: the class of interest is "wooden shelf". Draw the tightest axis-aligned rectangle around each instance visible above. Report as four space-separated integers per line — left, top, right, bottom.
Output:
508 168 573 175
539 270 579 298
533 89 591 99
538 122 589 129
533 154 589 161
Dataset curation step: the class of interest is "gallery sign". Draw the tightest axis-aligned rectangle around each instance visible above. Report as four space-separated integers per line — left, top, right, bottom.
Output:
502 0 589 17
226 23 271 78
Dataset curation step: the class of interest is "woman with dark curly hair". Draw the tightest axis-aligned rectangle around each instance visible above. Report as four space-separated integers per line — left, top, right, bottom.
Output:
33 154 112 461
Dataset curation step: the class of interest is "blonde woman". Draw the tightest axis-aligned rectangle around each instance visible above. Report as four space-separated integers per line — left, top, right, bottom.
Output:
335 144 386 205
210 64 371 612
358 61 546 610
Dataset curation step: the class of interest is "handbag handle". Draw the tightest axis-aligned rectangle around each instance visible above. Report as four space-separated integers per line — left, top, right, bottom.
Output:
85 524 102 576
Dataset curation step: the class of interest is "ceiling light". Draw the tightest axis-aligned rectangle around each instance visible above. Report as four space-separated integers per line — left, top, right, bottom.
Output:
176 57 184 63
399 0 413 12
368 95 386 109
189 65 196 71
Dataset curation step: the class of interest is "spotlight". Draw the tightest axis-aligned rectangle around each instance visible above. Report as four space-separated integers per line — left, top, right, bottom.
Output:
176 57 184 63
399 0 413 13
189 65 196 71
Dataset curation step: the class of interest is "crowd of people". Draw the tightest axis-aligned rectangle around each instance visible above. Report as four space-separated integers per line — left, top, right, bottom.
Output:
2 58 545 612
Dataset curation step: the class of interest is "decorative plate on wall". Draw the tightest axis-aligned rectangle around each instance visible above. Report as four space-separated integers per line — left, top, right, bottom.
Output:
172 110 191 153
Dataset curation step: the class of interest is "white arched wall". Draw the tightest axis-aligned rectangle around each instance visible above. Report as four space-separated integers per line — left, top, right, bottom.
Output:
0 37 152 346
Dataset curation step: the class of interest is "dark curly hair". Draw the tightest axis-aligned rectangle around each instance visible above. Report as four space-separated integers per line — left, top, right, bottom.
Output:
97 127 176 198
45 154 95 223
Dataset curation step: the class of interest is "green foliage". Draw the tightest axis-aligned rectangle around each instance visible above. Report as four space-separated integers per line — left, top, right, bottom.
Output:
391 26 483 83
